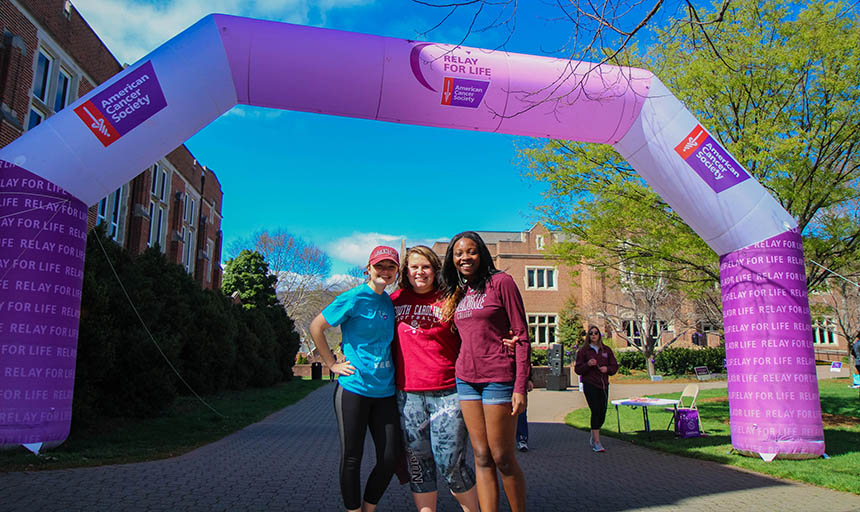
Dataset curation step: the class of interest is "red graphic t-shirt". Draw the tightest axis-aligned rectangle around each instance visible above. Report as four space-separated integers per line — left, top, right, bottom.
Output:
391 288 460 391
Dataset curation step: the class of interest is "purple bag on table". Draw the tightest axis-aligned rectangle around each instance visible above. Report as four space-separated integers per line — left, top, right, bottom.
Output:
676 408 700 438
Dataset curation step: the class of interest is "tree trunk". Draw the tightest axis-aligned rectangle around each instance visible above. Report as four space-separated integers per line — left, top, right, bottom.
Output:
644 342 656 377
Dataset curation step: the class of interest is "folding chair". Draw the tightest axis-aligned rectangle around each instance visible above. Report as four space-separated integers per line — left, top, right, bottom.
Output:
665 383 700 433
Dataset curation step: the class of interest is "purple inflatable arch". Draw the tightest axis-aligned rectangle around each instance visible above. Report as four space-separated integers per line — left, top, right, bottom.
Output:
0 14 822 460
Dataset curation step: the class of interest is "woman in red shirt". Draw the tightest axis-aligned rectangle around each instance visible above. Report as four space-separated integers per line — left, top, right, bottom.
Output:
441 231 530 512
392 245 479 512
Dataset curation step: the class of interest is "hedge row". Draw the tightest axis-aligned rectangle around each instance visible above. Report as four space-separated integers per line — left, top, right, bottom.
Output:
73 228 300 427
616 347 726 375
530 347 576 366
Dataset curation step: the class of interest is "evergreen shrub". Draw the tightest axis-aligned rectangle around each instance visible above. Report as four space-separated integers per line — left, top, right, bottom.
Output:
73 228 299 429
615 346 726 376
531 348 548 366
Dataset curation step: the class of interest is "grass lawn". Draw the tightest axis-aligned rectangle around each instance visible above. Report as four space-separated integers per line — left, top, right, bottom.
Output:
565 378 860 494
0 379 328 473
611 371 722 384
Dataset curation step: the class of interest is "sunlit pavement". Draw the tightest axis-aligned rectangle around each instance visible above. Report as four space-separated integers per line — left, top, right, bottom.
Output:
1 379 858 511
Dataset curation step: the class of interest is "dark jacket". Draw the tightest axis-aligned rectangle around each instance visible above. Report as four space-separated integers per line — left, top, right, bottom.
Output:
574 344 618 390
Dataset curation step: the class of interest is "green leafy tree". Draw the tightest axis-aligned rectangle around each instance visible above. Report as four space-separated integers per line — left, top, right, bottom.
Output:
556 297 585 363
229 229 333 337
523 0 860 367
222 250 278 309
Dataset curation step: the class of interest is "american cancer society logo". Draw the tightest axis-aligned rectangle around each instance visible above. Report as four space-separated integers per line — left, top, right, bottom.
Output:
440 77 488 108
674 124 750 194
410 43 489 109
74 61 167 147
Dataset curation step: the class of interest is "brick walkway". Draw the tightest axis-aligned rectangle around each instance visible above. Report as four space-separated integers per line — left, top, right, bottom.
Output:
1 382 859 511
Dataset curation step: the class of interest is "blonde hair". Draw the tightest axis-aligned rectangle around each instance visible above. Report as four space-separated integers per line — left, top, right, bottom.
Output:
441 287 465 323
397 245 442 291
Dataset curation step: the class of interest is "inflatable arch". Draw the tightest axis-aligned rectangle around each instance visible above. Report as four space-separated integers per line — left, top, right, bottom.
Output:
0 14 823 459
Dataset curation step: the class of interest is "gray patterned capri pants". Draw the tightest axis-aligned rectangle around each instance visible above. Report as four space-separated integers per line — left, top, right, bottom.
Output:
396 389 476 494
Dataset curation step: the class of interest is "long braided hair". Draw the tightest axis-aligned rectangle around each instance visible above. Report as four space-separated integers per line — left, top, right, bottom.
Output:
440 231 498 321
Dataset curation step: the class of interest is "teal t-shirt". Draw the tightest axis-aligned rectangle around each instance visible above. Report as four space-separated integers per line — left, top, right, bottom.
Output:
322 284 395 398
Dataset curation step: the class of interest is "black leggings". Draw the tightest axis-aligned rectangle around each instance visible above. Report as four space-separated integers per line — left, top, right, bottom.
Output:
583 382 609 430
333 384 400 510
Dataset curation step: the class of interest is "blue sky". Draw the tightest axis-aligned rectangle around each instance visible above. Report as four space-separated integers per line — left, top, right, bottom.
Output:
71 0 676 276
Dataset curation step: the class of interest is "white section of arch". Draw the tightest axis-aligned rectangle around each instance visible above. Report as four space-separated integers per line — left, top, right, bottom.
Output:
0 16 236 205
0 14 797 257
612 78 796 256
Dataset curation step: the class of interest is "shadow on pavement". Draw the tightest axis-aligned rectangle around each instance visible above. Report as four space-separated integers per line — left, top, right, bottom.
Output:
513 422 795 512
2 384 858 512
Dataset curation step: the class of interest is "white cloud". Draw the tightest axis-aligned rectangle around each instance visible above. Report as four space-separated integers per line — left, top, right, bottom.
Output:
325 273 363 287
72 0 375 65
326 232 447 266
327 232 402 266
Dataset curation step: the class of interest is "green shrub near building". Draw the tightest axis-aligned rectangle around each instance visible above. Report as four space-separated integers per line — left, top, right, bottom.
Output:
73 228 300 431
616 346 726 376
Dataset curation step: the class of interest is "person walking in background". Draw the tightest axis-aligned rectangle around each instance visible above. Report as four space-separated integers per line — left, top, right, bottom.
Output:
574 326 618 453
515 371 534 452
852 335 860 381
391 245 479 512
441 231 530 512
309 246 401 512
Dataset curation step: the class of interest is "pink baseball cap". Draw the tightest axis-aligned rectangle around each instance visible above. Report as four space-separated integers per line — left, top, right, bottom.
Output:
368 245 399 266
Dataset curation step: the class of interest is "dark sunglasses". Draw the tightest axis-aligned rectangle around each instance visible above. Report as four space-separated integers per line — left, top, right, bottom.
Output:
588 331 600 335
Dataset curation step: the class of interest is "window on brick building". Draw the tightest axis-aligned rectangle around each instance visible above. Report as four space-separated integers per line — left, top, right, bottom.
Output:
206 239 214 283
184 194 196 224
27 110 43 130
812 317 837 345
109 188 121 239
150 164 159 195
159 168 168 201
33 51 51 102
528 314 557 345
536 235 544 250
622 320 667 347
96 197 107 226
54 69 71 112
692 320 719 347
526 266 556 290
177 185 200 275
155 207 165 248
28 47 78 131
183 229 194 272
149 162 170 253
95 187 123 242
147 201 156 246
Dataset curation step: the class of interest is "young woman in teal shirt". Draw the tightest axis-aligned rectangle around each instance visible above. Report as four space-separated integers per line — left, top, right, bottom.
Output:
310 245 401 512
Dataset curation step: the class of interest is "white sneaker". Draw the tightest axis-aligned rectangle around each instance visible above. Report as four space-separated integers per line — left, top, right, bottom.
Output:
593 442 605 453
517 440 529 452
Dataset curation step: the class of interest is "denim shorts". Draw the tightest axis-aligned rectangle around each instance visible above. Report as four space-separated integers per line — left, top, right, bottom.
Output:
455 378 514 405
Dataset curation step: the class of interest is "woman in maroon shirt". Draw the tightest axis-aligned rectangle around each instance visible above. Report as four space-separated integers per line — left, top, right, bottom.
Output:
441 231 530 512
574 325 618 452
392 245 479 512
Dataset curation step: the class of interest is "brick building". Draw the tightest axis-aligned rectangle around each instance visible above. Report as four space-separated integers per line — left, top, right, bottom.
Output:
432 224 584 348
1 0 223 288
433 224 851 361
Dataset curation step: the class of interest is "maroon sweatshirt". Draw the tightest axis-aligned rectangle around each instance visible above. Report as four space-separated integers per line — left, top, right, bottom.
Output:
453 272 531 394
574 344 618 390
